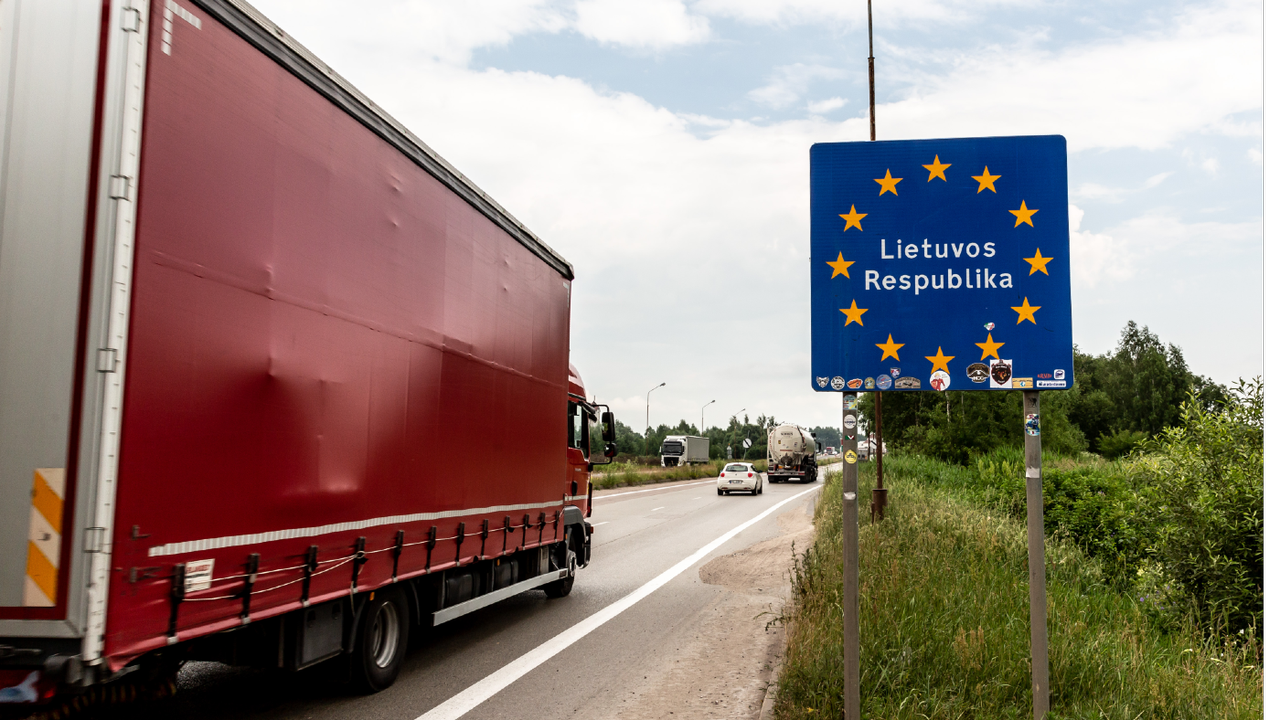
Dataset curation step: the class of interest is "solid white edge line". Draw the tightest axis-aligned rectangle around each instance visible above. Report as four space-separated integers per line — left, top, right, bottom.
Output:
593 479 716 500
416 483 824 720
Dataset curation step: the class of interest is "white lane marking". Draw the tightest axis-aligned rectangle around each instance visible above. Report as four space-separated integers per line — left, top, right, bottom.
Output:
592 522 609 527
416 485 822 720
650 507 665 511
592 479 716 500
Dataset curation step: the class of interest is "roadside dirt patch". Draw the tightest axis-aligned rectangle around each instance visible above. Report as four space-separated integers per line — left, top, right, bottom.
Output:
603 504 814 720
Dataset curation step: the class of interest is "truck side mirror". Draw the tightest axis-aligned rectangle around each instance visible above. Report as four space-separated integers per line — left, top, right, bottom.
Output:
604 442 618 458
601 411 616 443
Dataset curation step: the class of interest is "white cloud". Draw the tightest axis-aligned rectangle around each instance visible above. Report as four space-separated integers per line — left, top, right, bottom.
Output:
1070 203 1259 289
747 64 846 109
1074 172 1173 202
251 0 570 66
1247 147 1262 164
869 0 1261 151
574 0 711 48
807 96 848 114
694 0 1042 27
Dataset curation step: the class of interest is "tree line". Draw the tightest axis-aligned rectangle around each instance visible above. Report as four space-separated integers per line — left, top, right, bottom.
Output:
591 413 782 461
863 321 1229 463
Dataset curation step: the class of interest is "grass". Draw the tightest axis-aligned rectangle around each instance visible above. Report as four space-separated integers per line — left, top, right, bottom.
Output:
591 459 766 490
773 460 1261 719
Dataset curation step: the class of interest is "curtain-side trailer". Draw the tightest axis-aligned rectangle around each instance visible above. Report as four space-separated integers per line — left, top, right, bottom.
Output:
0 0 617 709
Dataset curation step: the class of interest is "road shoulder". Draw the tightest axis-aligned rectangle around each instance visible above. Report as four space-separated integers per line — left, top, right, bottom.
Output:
600 502 815 720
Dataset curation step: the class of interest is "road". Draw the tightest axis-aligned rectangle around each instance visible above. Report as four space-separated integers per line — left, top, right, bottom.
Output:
95 469 828 720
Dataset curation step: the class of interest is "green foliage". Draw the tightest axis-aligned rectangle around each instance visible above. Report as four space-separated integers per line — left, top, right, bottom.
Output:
591 460 729 489
1067 322 1227 453
1096 428 1148 460
1128 379 1263 635
811 425 840 452
773 467 1262 720
861 385 1084 465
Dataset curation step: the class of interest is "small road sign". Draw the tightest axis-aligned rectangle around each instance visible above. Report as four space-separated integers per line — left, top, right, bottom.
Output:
811 135 1072 392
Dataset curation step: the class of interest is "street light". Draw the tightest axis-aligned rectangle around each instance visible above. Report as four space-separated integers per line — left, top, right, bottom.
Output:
701 399 716 434
646 382 666 432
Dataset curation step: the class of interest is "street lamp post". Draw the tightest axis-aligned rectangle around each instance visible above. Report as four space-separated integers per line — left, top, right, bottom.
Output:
646 382 666 433
731 408 747 459
701 399 715 435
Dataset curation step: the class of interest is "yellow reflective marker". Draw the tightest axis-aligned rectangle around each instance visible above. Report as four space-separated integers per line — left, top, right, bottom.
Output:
844 449 857 463
24 468 64 606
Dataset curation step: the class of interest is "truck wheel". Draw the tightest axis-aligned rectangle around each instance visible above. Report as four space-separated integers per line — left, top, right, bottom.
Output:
351 587 410 693
544 548 576 598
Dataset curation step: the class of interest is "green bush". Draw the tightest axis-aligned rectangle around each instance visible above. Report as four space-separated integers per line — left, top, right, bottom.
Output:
773 468 1262 719
1128 379 1263 634
1096 428 1148 459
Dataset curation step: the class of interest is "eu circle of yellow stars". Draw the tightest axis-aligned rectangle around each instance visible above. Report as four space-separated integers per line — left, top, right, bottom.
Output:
826 153 1057 379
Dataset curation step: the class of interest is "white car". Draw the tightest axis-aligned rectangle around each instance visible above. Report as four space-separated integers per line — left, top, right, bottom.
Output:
718 462 763 495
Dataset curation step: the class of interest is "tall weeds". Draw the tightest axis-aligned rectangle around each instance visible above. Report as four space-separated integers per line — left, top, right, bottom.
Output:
773 467 1261 719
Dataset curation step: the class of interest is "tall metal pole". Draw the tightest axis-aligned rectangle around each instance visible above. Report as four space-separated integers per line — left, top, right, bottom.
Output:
1023 391 1050 719
867 0 876 142
866 0 887 526
840 393 860 720
701 399 715 435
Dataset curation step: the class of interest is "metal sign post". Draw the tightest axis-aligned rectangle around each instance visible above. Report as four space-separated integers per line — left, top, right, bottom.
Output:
1023 391 1049 719
809 133 1071 719
840 393 860 719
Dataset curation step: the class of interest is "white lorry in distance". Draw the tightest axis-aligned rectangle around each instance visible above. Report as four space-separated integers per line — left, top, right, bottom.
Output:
661 436 710 467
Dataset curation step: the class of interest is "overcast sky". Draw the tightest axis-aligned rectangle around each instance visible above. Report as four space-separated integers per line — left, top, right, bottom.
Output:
248 0 1262 433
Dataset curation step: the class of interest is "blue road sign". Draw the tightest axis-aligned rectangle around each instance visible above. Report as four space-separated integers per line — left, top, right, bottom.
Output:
811 135 1072 392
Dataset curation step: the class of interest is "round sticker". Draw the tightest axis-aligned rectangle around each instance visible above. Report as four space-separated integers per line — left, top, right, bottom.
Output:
875 374 892 390
831 376 846 390
843 414 856 429
864 377 875 389
966 363 989 383
929 370 951 391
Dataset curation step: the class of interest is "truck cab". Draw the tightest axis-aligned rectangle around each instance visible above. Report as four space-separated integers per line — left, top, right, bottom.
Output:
659 436 709 467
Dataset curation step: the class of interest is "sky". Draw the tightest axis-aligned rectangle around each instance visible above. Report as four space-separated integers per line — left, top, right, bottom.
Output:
248 0 1263 433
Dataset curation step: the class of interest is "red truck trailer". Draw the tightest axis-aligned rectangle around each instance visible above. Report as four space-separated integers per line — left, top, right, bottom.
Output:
0 0 616 708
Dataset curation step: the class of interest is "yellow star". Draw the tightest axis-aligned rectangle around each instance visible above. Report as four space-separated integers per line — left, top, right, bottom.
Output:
925 347 955 374
839 203 868 231
1011 297 1041 325
1010 200 1039 227
975 332 1004 360
922 155 951 182
873 169 903 196
827 252 855 278
972 166 1001 193
1024 248 1053 275
840 299 869 326
876 333 905 361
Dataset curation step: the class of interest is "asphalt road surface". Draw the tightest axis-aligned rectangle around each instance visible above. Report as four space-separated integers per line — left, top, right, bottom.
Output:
92 470 828 720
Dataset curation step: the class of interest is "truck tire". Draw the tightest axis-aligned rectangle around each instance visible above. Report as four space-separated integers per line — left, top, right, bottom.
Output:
544 547 576 598
351 587 410 693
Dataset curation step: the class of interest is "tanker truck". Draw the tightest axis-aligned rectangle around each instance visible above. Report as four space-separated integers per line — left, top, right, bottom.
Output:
766 424 818 483
0 0 617 711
